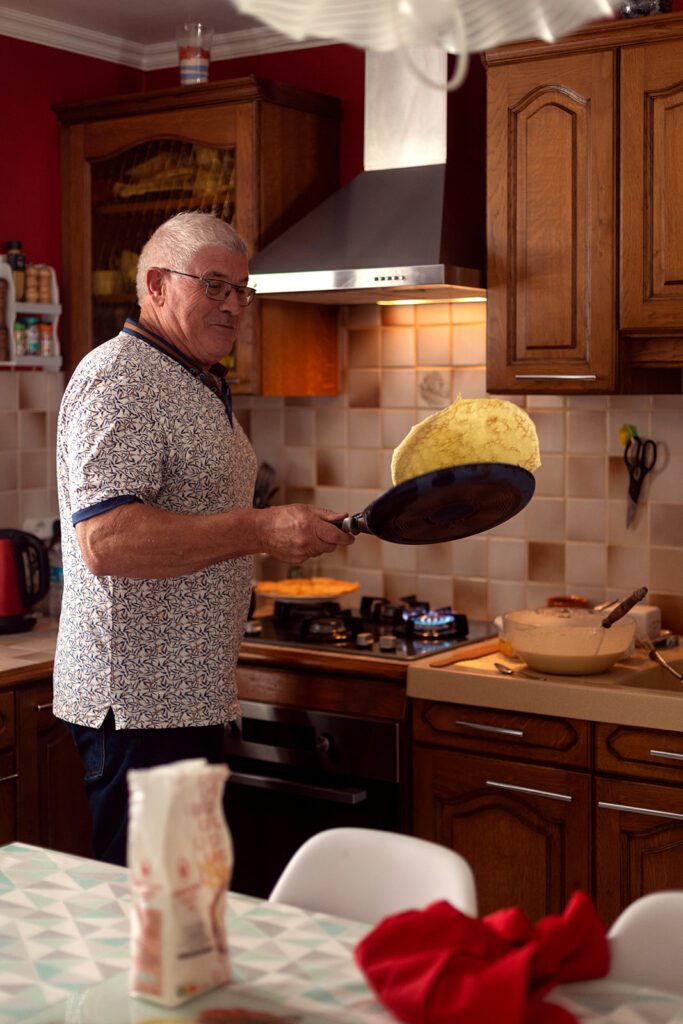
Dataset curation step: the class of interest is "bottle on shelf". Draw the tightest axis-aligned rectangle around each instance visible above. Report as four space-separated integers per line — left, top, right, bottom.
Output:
5 241 26 301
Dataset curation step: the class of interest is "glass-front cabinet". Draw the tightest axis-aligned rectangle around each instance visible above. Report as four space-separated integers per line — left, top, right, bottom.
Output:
54 79 341 394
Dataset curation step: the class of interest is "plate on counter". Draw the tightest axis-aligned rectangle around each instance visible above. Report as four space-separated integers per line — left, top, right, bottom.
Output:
253 577 360 602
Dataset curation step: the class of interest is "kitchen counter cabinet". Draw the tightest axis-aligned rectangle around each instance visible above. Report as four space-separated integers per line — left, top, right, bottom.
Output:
54 77 341 393
485 13 683 394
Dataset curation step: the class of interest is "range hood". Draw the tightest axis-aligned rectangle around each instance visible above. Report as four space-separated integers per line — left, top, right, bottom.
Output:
249 49 486 304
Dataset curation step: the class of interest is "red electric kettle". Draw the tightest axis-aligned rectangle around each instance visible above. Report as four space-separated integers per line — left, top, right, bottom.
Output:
0 529 50 633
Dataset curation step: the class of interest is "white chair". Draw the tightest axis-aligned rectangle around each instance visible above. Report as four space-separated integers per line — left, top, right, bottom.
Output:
607 891 683 995
268 827 478 924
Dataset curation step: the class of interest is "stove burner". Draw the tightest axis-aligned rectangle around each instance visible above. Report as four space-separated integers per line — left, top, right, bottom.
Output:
411 612 459 637
303 616 353 643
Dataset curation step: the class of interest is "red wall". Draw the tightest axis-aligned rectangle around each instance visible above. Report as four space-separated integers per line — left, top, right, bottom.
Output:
0 35 363 282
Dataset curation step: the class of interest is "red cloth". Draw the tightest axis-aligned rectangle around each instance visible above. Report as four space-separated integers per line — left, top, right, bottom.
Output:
354 891 609 1024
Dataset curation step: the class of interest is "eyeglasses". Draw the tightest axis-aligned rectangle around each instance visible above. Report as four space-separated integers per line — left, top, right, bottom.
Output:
161 268 256 307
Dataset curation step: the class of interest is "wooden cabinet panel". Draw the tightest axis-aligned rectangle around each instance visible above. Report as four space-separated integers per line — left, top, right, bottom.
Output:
621 38 683 330
595 775 683 926
16 682 92 858
413 745 591 920
487 51 616 393
0 692 14 752
596 722 683 784
413 698 590 767
0 750 18 845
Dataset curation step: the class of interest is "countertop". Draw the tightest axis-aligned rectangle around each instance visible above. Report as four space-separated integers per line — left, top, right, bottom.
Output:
407 644 683 731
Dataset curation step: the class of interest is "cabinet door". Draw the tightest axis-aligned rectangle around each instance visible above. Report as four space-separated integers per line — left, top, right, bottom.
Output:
595 775 683 927
16 681 92 858
621 38 683 330
487 51 616 393
413 745 591 920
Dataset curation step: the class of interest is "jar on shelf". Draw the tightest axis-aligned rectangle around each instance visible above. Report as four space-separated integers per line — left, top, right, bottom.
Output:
23 315 41 355
37 265 52 303
5 241 25 301
13 319 27 356
24 264 39 303
39 322 53 356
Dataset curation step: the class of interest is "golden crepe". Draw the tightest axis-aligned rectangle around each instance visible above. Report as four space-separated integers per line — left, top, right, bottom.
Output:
391 397 541 485
254 577 360 599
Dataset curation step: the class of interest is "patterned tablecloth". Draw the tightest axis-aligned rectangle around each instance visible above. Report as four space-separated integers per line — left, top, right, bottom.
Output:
1 843 682 1024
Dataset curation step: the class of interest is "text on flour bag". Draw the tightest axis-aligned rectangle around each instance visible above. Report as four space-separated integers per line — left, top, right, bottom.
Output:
127 758 233 1006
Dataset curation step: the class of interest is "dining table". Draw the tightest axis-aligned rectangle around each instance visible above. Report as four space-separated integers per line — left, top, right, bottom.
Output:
1 842 682 1024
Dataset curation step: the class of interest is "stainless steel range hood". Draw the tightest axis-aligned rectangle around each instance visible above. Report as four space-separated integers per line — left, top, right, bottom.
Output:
249 49 485 304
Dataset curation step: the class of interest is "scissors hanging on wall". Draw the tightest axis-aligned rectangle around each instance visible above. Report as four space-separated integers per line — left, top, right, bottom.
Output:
622 427 658 527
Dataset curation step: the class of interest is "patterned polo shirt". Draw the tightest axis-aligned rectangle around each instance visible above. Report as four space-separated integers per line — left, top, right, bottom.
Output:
53 322 258 730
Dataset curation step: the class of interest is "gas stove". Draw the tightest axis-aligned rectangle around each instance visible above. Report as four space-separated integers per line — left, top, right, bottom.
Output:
243 594 496 662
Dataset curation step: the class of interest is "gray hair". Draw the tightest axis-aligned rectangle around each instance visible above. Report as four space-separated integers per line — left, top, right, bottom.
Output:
136 212 248 303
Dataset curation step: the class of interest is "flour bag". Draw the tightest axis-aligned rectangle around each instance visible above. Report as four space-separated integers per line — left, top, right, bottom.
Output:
127 758 233 1007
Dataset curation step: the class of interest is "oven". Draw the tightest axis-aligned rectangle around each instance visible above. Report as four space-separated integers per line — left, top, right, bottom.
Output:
223 700 403 898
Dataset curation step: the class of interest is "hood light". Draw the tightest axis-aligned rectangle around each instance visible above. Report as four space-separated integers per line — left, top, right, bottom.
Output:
376 297 487 306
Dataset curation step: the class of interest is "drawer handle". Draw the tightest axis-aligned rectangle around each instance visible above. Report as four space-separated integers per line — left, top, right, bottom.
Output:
455 720 524 738
0 772 18 783
650 748 683 761
598 800 683 820
486 780 572 802
514 373 598 381
34 702 53 712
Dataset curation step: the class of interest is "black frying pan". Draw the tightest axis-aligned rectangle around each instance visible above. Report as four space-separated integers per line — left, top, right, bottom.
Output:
334 463 535 545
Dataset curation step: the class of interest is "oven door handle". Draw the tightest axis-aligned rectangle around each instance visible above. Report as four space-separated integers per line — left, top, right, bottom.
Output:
227 770 368 805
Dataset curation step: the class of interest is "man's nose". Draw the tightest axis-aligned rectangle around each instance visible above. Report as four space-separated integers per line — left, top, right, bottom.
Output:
219 289 243 315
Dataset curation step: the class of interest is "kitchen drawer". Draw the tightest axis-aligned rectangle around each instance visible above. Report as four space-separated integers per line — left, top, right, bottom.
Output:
0 693 14 753
595 723 683 784
412 700 590 767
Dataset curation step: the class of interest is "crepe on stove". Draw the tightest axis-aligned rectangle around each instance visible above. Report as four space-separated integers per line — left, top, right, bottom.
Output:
391 397 541 486
254 577 359 599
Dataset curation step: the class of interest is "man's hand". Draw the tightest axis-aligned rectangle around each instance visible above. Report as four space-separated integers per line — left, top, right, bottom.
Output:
256 504 355 564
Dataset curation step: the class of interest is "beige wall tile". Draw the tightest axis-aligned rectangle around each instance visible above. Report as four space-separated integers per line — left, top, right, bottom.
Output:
348 409 381 448
0 412 18 451
285 407 315 446
526 498 565 541
567 395 608 411
316 407 348 448
250 406 284 448
415 303 451 325
283 447 315 488
314 486 348 513
348 368 381 408
452 366 486 399
19 488 56 522
416 574 455 609
347 304 381 329
534 455 565 497
565 542 607 588
19 411 46 449
46 371 65 411
650 547 683 593
0 373 18 411
531 411 566 454
488 505 528 539
567 457 606 498
349 568 385 599
348 448 381 490
418 370 452 409
650 504 683 547
384 570 420 603
451 323 486 366
452 578 488 618
346 532 383 568
381 369 416 408
348 329 380 368
416 325 450 365
19 373 48 411
316 449 346 487
381 305 415 326
528 541 565 582
649 456 683 503
527 395 565 410
0 452 18 491
489 538 527 581
607 498 648 547
450 300 487 324
284 486 315 505
452 537 488 578
651 410 683 455
381 327 416 367
381 541 417 572
382 409 416 448
608 408 649 456
489 580 526 618
566 499 606 542
19 450 46 489
607 544 649 591
417 542 456 575
651 592 683 634
567 410 606 454
0 490 19 527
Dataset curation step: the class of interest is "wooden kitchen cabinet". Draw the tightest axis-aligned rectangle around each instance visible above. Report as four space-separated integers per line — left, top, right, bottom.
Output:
485 14 683 394
412 700 591 920
15 680 92 858
54 78 341 393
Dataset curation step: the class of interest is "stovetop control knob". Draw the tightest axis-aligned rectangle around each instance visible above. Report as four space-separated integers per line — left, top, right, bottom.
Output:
379 634 397 651
244 620 263 635
356 632 374 647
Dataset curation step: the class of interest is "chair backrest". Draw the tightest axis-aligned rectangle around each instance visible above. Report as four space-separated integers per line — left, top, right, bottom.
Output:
607 891 683 995
268 827 478 924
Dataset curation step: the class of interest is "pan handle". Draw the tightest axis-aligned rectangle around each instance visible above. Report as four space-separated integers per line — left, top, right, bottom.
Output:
331 513 372 535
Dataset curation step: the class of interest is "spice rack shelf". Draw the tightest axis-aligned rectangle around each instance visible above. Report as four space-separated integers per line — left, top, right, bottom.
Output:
0 259 63 371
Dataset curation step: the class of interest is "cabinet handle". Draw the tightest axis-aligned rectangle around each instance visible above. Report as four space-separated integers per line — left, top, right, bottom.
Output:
0 772 18 783
514 374 598 381
649 748 683 761
598 801 683 820
455 719 524 738
486 780 572 802
34 702 53 712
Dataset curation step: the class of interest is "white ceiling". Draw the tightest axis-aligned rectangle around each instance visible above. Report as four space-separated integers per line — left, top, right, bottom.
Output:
0 0 322 68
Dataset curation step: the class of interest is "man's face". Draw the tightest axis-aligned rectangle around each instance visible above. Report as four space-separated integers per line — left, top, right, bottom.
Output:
155 244 250 367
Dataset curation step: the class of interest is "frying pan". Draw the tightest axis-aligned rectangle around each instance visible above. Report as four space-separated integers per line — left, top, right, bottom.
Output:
333 463 535 545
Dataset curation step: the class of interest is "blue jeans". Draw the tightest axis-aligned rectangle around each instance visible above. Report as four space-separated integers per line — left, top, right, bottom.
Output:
67 709 225 866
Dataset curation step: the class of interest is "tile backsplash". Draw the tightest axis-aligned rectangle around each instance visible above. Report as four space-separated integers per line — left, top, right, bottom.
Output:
2 300 681 632
238 301 683 633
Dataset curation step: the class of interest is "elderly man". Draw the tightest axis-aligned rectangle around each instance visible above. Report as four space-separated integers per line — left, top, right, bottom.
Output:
54 211 354 866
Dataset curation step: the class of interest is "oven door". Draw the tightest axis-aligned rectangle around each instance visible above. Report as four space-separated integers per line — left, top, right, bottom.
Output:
223 701 403 899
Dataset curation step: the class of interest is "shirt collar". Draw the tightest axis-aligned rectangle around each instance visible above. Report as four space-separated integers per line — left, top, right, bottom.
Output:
122 318 233 426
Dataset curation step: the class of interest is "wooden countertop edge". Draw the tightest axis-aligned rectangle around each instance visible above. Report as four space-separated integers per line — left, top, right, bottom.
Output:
238 642 408 681
0 660 54 690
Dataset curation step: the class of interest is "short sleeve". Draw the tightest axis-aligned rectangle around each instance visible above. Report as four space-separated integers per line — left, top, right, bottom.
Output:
61 364 166 523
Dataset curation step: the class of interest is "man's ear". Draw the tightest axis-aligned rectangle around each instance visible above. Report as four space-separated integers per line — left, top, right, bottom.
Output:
146 267 165 305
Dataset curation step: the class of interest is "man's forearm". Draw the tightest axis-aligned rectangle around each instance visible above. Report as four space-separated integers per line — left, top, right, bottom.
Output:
76 503 265 579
